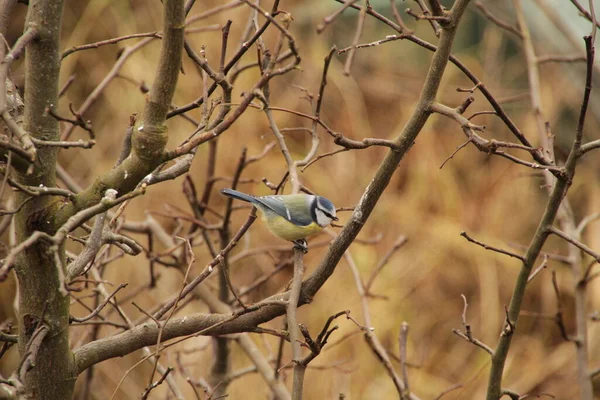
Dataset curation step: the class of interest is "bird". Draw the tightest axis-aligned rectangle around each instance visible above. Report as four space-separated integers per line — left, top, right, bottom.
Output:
220 188 338 252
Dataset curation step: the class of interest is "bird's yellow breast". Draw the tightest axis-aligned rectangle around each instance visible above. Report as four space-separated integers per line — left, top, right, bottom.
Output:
263 214 323 241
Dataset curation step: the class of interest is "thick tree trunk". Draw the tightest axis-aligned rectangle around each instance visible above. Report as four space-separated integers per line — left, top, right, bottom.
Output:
14 0 76 398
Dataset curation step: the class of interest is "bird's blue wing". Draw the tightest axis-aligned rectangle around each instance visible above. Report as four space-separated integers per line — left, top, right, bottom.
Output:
254 195 313 226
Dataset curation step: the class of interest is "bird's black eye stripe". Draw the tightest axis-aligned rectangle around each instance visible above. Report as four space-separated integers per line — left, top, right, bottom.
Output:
317 207 335 219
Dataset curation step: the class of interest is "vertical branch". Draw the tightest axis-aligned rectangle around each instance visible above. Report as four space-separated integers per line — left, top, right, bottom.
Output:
414 0 442 36
198 140 218 216
288 248 306 400
486 34 595 400
92 266 185 400
344 251 418 400
143 0 185 128
588 0 597 44
296 47 336 168
570 35 596 400
265 107 300 194
427 0 445 17
210 148 247 396
399 322 410 395
502 2 596 398
184 269 291 399
237 333 292 400
260 14 302 195
343 2 367 76
512 0 553 161
0 0 17 38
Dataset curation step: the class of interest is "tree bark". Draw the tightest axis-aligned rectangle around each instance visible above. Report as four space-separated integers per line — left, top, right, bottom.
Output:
14 0 76 399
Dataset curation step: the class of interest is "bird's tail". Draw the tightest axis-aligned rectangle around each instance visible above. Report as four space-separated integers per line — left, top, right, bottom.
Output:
220 188 257 204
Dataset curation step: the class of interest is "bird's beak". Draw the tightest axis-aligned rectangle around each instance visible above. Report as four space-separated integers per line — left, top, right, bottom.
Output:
332 216 339 221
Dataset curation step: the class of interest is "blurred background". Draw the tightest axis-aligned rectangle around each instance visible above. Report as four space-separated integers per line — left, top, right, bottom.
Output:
2 0 600 398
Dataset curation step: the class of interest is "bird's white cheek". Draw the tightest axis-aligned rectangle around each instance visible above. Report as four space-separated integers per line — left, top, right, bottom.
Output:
315 210 332 227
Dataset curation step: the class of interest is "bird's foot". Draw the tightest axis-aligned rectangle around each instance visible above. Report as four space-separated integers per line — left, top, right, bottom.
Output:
292 239 308 253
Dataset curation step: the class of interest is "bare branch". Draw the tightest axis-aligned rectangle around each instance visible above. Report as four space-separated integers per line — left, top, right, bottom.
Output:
411 0 441 36
295 47 336 168
289 249 306 400
527 254 549 284
537 54 586 64
69 284 128 323
152 209 257 320
475 1 522 38
141 367 173 400
61 32 161 59
18 324 50 382
390 0 413 34
61 37 156 141
0 331 17 343
399 322 410 395
568 0 600 31
343 2 367 76
0 28 39 162
452 295 494 355
548 226 600 264
434 384 464 400
66 193 113 280
551 271 573 342
576 213 600 236
316 0 360 34
460 231 525 261
365 235 408 293
344 251 419 399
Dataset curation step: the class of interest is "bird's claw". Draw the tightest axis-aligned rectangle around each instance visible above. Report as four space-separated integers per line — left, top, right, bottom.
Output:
293 239 308 253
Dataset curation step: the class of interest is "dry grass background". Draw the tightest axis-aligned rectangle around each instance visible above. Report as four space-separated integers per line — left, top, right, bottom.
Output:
1 0 600 399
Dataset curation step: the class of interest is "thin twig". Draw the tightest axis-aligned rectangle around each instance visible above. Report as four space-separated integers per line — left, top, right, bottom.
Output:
460 231 525 261
61 32 162 59
452 295 494 355
399 322 410 396
551 271 573 342
316 0 360 34
343 1 367 76
152 209 257 320
365 235 408 293
70 284 128 323
141 367 174 400
344 251 418 399
475 1 522 38
411 0 441 36
527 254 549 284
548 226 600 264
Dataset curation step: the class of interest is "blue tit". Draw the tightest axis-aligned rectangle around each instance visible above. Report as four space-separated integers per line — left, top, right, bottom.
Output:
220 188 338 252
